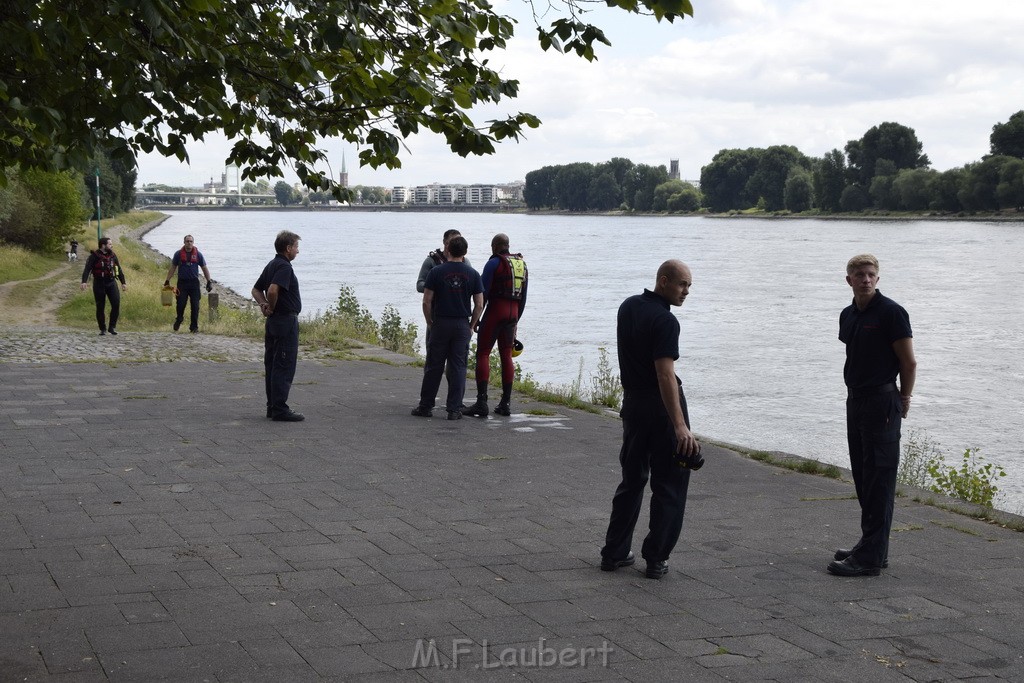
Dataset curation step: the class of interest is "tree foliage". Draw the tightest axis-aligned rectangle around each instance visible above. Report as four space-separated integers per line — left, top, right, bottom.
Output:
0 168 89 250
1 0 693 194
845 122 929 186
699 148 760 212
990 110 1024 159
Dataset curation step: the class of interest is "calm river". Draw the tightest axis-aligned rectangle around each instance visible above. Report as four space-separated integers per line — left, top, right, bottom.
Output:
145 211 1024 512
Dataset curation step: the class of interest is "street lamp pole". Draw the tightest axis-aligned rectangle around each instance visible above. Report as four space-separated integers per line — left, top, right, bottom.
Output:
95 166 102 242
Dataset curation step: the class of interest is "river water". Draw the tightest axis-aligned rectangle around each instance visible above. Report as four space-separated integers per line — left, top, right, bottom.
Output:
145 211 1024 512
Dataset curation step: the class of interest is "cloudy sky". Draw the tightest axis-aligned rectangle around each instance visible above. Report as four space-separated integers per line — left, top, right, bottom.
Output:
136 0 1024 189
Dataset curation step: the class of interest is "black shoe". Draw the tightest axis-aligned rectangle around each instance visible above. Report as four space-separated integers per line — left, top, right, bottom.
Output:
834 548 888 568
271 411 305 422
462 402 488 417
447 410 462 420
190 328 198 334
493 402 511 416
173 318 182 331
107 327 117 335
827 557 881 577
411 405 432 417
98 330 106 336
645 560 669 579
600 551 635 572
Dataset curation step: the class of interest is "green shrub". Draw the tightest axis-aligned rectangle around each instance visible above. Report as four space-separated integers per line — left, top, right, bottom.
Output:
927 447 1006 508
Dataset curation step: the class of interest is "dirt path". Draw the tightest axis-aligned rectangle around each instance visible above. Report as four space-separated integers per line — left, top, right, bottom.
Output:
0 224 128 329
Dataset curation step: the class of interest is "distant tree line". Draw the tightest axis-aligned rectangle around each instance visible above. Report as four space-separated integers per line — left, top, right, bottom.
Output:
524 158 701 212
1 147 135 251
524 111 1024 214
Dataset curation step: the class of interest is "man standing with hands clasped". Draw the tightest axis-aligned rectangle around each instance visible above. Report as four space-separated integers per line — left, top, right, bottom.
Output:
252 231 304 422
600 259 702 581
829 254 916 577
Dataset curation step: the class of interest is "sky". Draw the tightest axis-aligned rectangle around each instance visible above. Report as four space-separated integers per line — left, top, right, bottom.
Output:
136 0 1024 189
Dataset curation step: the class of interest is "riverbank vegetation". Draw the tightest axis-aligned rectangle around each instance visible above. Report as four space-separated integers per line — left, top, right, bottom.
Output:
524 113 1024 218
899 429 1008 509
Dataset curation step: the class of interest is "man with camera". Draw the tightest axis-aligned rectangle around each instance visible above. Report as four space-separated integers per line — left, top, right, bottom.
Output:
600 259 701 580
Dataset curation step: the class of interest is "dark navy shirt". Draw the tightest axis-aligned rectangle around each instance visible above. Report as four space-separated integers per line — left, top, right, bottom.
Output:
839 290 912 389
171 247 206 281
254 254 301 316
424 261 482 318
618 289 680 414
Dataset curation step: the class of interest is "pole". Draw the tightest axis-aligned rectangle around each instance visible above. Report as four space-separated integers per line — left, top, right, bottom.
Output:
95 166 102 242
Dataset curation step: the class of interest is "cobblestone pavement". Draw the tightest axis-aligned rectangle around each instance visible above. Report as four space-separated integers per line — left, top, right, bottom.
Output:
0 327 267 363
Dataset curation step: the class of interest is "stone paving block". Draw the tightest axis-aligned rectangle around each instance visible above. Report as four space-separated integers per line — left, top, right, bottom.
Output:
86 620 190 654
300 644 393 677
36 631 104 676
275 617 378 651
97 641 259 681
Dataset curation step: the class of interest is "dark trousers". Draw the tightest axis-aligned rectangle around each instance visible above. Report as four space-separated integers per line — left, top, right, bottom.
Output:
846 391 902 566
175 280 201 331
419 316 471 412
93 279 120 332
602 389 692 563
264 314 299 417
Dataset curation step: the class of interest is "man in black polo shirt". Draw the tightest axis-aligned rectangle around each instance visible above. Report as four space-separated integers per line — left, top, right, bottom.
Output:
600 260 701 580
411 235 483 420
251 231 304 422
828 254 916 577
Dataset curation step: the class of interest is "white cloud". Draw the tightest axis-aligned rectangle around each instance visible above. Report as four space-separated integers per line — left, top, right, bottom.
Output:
136 0 1024 187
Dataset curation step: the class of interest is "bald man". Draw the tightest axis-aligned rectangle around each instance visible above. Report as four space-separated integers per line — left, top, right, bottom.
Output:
600 260 701 580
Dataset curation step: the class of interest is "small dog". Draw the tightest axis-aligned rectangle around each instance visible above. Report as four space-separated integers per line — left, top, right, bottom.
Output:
67 251 78 262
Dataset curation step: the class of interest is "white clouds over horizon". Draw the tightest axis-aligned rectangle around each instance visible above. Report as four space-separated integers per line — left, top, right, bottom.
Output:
137 0 1024 188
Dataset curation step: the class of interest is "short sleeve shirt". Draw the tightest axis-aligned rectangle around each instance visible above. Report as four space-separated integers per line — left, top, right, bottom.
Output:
171 248 207 281
617 289 680 412
424 261 483 318
254 254 301 316
839 290 912 389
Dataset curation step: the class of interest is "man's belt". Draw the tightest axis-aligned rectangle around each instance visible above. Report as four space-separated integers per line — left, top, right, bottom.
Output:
848 382 898 399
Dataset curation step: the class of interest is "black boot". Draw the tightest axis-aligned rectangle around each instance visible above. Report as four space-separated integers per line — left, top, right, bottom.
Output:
462 381 489 417
494 384 512 416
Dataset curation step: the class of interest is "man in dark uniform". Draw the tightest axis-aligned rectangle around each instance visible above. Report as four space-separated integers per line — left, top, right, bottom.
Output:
828 254 916 577
164 234 214 333
251 231 304 422
600 259 701 580
411 235 483 420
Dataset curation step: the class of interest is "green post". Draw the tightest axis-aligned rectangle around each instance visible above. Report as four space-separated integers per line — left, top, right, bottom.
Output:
95 166 102 242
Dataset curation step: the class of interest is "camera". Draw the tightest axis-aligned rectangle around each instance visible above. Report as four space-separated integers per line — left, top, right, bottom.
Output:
677 444 704 471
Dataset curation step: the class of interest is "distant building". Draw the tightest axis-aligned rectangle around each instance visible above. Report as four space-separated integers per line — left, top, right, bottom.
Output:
340 152 349 189
390 180 524 205
669 159 680 181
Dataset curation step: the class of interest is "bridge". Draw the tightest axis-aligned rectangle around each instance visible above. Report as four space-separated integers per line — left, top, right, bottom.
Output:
134 191 276 206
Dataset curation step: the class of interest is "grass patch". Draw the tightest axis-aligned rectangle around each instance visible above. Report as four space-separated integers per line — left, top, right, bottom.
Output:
5 273 63 306
0 243 66 284
524 408 557 416
930 520 982 537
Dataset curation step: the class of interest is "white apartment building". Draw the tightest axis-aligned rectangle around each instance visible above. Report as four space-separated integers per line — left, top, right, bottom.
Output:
391 181 524 205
